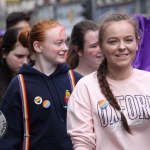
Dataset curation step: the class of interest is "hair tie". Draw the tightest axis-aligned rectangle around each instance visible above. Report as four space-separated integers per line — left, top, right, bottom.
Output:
120 109 122 113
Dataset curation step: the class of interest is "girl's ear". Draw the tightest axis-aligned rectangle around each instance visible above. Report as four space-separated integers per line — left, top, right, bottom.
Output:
136 37 140 51
98 41 101 48
1 48 7 58
74 46 82 56
33 41 42 53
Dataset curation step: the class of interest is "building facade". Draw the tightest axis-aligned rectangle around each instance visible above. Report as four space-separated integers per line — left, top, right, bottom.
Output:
0 0 150 33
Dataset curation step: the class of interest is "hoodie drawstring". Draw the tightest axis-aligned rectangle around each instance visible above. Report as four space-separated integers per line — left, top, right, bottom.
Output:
42 76 64 122
53 76 67 110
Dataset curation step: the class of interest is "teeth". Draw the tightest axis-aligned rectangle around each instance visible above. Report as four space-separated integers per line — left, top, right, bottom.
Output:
116 54 127 57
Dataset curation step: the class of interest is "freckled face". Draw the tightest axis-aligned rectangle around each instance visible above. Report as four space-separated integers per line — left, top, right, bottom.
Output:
40 26 68 65
100 21 139 69
3 42 30 76
81 30 103 68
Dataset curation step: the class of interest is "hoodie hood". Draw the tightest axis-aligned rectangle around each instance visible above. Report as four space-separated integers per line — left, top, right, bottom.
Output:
18 62 71 76
18 62 72 122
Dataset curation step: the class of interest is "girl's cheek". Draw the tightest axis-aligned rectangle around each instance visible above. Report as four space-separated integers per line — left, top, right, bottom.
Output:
107 48 116 53
52 50 61 53
89 50 99 56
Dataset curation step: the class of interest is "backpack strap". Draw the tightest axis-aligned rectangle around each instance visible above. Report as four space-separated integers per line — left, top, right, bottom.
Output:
67 69 76 92
17 74 30 150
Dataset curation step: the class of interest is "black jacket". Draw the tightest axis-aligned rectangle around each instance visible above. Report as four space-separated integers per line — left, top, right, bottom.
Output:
0 62 82 150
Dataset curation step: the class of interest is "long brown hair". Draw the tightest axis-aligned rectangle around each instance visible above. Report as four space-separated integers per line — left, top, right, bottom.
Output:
97 12 139 134
0 28 22 103
66 20 98 69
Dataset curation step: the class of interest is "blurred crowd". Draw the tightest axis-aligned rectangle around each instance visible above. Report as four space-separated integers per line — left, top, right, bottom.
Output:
0 10 150 150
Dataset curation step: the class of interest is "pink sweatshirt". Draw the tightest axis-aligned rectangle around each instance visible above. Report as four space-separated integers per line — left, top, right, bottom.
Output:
67 69 150 150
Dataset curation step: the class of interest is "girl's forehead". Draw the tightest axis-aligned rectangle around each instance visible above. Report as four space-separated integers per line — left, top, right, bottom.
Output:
45 26 66 39
84 30 98 40
47 26 65 34
104 21 134 31
103 21 135 37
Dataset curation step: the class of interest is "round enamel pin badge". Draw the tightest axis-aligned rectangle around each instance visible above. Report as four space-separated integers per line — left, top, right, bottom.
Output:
99 100 109 109
43 100 50 108
34 96 42 105
0 111 7 139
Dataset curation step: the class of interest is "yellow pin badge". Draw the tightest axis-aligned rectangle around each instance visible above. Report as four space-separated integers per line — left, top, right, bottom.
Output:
64 90 70 104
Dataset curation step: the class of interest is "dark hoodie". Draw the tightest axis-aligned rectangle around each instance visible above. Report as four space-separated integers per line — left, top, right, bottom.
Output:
0 62 82 150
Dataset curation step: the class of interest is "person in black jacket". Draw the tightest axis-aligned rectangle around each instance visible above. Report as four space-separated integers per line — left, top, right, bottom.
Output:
0 28 30 103
0 19 82 150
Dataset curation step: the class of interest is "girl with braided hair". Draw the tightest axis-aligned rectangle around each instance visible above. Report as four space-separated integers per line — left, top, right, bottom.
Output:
67 11 150 150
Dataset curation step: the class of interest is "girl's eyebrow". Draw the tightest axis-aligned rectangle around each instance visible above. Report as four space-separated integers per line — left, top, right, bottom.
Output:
107 37 116 40
107 35 134 40
90 42 98 46
52 38 63 42
126 35 134 38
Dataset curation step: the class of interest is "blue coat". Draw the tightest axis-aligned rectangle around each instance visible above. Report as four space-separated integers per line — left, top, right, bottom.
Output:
0 62 82 150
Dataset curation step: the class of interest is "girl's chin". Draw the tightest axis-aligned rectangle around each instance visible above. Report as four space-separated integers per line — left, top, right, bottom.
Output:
57 59 65 64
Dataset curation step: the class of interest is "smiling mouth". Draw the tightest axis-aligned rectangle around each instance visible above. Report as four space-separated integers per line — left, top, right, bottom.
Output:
59 54 65 57
96 54 103 58
115 54 129 57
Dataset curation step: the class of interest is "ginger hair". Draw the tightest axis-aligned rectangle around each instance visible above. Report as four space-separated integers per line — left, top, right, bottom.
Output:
18 19 62 61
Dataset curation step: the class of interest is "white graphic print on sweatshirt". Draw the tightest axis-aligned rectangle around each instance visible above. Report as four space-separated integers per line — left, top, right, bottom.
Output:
97 95 150 132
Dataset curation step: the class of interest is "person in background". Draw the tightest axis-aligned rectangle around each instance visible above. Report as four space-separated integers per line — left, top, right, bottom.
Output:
6 11 31 30
0 29 5 44
0 29 5 48
0 19 82 150
66 20 103 76
67 12 150 150
132 14 150 71
0 28 30 103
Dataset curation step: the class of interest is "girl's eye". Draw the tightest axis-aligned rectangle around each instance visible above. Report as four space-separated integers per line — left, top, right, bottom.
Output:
16 55 24 58
109 40 117 44
90 43 98 48
92 45 98 48
126 39 133 43
56 42 61 45
55 41 62 45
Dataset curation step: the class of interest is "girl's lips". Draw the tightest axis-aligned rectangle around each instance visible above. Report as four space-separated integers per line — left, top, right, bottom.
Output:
58 54 65 58
115 54 129 57
96 54 103 58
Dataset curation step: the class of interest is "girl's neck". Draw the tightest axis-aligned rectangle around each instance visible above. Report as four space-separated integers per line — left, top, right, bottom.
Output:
74 60 97 76
33 58 57 75
106 65 133 81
